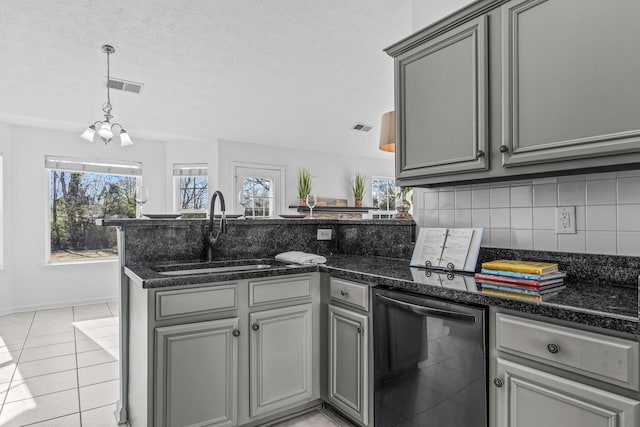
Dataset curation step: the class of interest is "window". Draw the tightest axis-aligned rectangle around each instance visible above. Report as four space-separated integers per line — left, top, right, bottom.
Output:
234 163 284 218
46 156 141 262
0 152 3 266
173 163 208 213
372 177 397 218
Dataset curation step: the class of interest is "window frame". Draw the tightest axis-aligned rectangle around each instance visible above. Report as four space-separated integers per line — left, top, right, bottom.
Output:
44 155 142 264
0 152 3 267
232 162 285 217
173 163 209 214
371 176 398 218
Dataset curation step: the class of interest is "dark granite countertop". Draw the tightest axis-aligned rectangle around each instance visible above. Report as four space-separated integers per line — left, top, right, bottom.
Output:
124 255 639 335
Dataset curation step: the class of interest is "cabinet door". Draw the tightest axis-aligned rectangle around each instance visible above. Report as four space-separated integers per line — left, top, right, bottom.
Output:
249 304 313 417
155 318 239 427
494 358 640 427
328 305 368 426
395 15 488 183
501 0 640 167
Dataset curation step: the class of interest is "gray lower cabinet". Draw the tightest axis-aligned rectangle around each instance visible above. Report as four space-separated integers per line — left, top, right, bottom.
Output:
249 303 313 418
491 311 640 427
126 273 320 427
155 318 239 427
327 304 368 426
495 358 640 427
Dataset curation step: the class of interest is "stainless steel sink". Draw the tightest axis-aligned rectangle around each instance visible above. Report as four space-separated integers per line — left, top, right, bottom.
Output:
158 264 274 276
153 259 294 276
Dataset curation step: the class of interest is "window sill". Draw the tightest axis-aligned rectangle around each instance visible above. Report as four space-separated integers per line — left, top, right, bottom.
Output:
45 258 118 267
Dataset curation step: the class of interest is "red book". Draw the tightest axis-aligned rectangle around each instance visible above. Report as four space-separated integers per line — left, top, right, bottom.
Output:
474 273 564 287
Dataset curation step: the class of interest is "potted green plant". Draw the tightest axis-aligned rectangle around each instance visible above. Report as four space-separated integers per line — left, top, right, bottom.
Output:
351 172 367 207
297 168 312 205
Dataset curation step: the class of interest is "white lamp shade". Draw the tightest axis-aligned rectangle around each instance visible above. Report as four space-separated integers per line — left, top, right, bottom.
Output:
98 122 113 140
120 130 133 146
379 111 395 152
80 125 96 143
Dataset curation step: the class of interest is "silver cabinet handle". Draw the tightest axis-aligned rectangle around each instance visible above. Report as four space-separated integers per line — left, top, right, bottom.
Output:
252 323 260 331
232 329 240 337
357 326 362 334
500 145 509 153
494 378 504 388
547 343 560 354
340 289 349 297
477 150 485 158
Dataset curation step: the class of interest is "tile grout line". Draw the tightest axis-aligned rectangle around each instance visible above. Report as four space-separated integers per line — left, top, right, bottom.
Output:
0 310 36 416
73 305 84 427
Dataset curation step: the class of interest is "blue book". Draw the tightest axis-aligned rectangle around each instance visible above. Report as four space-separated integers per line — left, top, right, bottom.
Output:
480 268 567 281
478 282 565 295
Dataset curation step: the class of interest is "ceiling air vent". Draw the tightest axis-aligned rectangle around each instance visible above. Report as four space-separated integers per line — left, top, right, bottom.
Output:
106 78 144 94
352 123 373 132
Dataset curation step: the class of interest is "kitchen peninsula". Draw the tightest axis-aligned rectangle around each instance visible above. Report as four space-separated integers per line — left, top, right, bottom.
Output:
103 218 640 427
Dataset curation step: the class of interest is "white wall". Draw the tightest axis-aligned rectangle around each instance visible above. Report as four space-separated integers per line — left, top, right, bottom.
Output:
3 124 167 313
411 0 474 31
0 123 13 315
217 139 395 214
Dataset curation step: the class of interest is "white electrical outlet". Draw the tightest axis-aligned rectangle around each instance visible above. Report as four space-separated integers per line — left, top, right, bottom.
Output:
555 206 576 234
317 229 332 240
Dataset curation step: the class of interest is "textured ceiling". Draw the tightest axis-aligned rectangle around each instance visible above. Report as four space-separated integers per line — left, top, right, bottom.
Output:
0 0 412 158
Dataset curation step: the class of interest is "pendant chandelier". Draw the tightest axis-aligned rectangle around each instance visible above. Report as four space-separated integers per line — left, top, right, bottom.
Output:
80 44 133 146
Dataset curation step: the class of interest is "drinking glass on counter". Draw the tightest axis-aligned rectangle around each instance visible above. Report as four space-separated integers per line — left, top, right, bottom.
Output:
305 193 317 218
135 184 149 219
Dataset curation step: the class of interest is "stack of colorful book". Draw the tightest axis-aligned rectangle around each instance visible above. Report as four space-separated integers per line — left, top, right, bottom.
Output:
475 259 567 302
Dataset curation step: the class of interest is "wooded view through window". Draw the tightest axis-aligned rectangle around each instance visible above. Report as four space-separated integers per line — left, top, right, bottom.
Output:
179 176 208 211
372 177 397 211
242 176 273 217
49 170 136 261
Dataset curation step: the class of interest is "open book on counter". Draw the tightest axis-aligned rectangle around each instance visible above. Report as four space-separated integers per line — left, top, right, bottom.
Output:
410 227 483 273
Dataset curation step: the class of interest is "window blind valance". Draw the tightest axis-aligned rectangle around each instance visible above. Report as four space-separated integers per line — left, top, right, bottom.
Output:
173 163 208 176
45 155 143 176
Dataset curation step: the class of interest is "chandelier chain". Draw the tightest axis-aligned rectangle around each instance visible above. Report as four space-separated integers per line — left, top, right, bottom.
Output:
102 47 113 120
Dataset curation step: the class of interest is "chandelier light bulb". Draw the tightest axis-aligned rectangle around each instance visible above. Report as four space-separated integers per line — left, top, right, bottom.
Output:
119 129 133 146
80 125 96 143
98 121 113 140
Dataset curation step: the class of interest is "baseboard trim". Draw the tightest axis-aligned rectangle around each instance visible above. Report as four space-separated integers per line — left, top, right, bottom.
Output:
5 297 119 316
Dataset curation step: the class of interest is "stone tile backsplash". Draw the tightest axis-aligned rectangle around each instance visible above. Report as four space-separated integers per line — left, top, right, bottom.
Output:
413 170 640 256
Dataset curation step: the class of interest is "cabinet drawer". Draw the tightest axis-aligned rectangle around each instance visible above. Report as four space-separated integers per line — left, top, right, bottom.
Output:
155 284 237 320
495 313 640 391
330 278 369 311
249 275 312 307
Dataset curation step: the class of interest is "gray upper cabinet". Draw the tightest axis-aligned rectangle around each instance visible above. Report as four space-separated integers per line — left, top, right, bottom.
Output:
395 15 488 182
387 0 640 187
501 0 640 167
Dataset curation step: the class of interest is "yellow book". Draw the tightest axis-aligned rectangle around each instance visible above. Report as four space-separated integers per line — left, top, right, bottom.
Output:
481 259 558 275
481 288 552 302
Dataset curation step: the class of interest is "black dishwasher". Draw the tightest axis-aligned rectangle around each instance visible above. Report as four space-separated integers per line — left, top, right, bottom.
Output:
373 287 487 427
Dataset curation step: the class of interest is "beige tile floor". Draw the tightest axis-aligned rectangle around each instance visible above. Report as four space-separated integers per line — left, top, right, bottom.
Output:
0 304 345 427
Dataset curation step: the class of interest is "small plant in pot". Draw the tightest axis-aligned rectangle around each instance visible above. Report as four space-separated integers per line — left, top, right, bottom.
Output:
351 172 367 207
297 168 312 206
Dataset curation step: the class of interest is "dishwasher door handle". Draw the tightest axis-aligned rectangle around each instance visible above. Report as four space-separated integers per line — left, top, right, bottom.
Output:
376 294 477 324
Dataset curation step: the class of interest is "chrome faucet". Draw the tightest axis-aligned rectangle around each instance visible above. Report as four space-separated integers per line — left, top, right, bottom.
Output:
207 190 227 261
